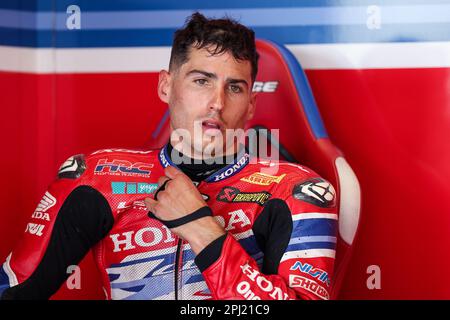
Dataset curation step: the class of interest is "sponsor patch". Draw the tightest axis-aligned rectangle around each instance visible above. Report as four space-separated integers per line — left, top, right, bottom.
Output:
58 154 86 179
237 263 292 300
290 261 330 287
25 223 45 237
109 225 175 252
289 275 329 300
111 182 158 195
241 172 286 186
217 187 271 206
33 191 56 216
116 200 148 213
94 159 153 177
292 178 336 208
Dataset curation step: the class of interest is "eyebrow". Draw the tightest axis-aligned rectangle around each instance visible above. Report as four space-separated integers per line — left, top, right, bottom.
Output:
187 69 216 79
187 69 249 88
228 78 249 87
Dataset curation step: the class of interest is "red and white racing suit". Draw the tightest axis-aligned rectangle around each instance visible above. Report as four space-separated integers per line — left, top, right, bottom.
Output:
0 144 337 300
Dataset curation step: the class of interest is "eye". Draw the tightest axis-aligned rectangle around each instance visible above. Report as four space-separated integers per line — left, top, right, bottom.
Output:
229 84 242 93
194 78 208 86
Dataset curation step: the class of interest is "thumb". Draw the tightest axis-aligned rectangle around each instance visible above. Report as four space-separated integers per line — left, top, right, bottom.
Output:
144 197 157 211
165 165 183 179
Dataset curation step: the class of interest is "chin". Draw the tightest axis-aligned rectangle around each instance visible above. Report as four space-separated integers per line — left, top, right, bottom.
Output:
199 138 224 157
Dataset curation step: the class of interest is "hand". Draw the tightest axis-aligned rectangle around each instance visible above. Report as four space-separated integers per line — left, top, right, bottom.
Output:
145 166 206 221
144 166 225 254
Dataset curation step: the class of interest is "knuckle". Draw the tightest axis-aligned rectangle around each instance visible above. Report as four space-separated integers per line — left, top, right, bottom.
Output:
157 191 168 201
153 203 162 213
158 176 167 186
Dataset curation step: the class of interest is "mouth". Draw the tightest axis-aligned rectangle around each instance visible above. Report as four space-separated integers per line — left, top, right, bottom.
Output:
201 119 223 133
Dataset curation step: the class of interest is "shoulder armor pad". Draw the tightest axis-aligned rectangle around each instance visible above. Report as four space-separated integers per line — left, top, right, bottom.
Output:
58 154 86 179
90 148 154 155
292 177 336 208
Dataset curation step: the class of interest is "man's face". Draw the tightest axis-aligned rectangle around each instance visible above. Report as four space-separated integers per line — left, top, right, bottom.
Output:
158 46 256 159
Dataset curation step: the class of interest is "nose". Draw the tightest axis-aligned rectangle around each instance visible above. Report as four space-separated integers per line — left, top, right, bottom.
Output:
209 86 225 112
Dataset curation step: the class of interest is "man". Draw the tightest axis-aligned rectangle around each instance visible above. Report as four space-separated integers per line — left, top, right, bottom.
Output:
0 13 337 300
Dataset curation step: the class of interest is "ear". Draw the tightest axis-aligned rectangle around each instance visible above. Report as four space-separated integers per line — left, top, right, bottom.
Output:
246 91 257 121
158 70 171 103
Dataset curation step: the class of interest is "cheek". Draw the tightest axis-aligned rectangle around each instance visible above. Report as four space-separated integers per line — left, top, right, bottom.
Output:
223 98 252 126
169 88 204 128
169 94 189 129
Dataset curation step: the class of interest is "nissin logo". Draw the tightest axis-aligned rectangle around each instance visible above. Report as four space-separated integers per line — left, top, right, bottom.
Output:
290 261 330 287
111 182 158 195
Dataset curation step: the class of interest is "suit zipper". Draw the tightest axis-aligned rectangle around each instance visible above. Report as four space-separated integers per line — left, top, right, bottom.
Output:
174 238 183 300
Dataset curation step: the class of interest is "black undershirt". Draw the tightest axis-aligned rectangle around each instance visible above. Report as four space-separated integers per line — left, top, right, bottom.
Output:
166 142 238 182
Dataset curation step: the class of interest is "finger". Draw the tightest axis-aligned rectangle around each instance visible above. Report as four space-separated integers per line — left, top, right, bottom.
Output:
157 175 171 187
165 166 183 179
155 178 171 201
144 197 157 211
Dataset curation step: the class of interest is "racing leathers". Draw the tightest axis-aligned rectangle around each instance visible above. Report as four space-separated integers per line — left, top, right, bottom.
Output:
0 143 338 300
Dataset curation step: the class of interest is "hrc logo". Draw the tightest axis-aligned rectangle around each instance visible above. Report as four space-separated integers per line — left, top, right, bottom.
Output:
95 159 154 177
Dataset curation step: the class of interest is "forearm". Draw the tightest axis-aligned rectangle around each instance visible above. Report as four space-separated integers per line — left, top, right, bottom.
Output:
174 213 226 255
194 234 298 300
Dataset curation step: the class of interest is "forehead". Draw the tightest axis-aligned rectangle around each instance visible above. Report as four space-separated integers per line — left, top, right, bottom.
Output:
180 46 252 80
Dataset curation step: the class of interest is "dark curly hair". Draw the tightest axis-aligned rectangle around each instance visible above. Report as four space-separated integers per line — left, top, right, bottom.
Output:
169 12 259 81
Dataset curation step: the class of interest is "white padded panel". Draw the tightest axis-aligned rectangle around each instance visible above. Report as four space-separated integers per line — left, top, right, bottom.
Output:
335 157 361 245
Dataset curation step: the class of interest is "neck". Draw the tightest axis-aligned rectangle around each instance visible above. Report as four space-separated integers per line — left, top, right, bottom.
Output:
169 137 240 160
165 142 240 182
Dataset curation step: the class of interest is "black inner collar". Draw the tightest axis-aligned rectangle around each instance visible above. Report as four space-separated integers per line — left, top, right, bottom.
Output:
166 142 238 182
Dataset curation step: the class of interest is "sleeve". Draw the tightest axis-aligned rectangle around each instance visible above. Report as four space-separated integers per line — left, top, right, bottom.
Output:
0 155 114 300
194 176 337 300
